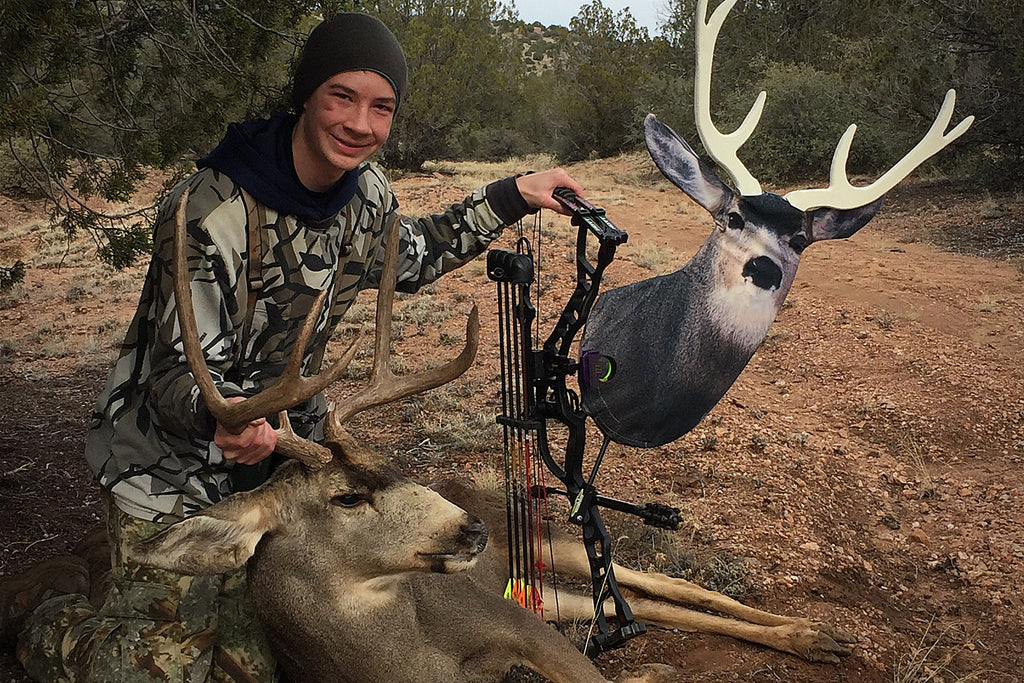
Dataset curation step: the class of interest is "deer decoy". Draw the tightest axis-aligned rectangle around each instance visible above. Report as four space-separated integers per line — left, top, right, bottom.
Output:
579 0 973 448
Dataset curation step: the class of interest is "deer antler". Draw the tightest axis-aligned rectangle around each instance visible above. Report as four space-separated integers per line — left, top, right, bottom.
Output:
174 188 480 467
173 188 359 467
694 0 766 197
693 0 973 211
326 210 479 430
783 90 974 210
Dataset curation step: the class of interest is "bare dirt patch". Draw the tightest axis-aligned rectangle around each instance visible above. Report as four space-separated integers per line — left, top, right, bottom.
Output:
1 158 1022 682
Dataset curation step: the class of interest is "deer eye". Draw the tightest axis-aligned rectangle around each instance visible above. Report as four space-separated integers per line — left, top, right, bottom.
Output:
331 493 367 508
727 213 745 230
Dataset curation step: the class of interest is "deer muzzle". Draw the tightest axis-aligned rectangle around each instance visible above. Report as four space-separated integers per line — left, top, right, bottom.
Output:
418 515 488 573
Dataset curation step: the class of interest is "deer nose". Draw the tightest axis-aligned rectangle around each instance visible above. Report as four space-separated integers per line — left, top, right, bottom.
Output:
460 517 489 552
742 256 783 291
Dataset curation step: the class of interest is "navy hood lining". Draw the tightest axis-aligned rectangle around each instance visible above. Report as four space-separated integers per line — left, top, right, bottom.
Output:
197 112 360 225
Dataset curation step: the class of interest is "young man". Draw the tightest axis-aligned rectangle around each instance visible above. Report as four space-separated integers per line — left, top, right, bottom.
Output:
5 13 583 682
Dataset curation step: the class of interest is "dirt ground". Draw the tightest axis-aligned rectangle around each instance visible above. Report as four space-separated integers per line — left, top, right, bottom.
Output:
1 155 1022 682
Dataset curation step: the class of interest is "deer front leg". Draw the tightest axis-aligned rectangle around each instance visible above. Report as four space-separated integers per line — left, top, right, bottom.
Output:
496 605 607 683
545 534 856 661
552 592 851 665
484 600 672 683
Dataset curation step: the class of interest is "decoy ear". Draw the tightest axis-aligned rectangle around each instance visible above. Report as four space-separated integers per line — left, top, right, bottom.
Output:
806 198 885 243
644 114 735 215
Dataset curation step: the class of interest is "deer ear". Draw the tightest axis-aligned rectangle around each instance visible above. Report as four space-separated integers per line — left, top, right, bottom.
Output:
644 114 734 215
806 198 884 242
131 489 282 575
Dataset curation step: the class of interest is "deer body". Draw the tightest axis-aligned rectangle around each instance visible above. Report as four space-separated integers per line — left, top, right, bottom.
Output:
136 464 851 682
136 457 636 683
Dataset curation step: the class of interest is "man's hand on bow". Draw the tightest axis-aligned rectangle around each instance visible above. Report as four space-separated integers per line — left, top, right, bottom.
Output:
516 168 586 216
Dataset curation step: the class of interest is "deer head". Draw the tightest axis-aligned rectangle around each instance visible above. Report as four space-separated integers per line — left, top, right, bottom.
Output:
579 0 972 448
134 189 487 579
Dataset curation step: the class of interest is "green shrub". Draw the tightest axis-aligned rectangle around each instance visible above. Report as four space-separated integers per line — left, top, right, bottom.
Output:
719 63 896 184
0 261 26 291
0 139 48 200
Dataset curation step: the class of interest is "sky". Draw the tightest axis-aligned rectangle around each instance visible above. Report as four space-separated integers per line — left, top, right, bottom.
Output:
511 0 665 36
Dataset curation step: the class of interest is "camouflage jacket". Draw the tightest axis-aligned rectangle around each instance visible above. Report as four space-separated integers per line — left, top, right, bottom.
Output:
86 163 518 521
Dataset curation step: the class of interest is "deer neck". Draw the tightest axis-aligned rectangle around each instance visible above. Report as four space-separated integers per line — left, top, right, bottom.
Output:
329 574 406 614
251 536 408 619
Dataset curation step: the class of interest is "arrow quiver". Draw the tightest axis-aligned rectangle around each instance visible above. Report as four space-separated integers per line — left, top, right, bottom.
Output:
488 188 681 657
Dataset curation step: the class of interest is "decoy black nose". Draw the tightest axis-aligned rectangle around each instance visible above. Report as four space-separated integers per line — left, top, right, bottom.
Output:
743 256 783 290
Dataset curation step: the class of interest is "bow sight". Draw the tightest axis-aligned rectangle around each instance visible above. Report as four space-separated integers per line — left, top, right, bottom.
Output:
487 187 681 657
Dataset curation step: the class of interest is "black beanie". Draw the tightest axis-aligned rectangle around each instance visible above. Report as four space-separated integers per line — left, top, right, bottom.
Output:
291 13 408 111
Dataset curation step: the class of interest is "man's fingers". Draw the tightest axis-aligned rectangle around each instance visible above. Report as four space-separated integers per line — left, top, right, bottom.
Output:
220 420 277 465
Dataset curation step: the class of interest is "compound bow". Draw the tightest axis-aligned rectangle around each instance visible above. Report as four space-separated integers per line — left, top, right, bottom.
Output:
488 188 681 657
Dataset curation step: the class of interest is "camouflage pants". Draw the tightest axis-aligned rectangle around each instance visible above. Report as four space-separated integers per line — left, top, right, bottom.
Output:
16 495 275 683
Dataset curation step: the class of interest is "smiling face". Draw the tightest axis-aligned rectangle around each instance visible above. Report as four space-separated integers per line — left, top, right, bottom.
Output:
292 70 397 192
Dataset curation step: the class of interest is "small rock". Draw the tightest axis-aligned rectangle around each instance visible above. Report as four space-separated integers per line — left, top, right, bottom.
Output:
800 541 820 552
909 528 931 546
881 514 901 530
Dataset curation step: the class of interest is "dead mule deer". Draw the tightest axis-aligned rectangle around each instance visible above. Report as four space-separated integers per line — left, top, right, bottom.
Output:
137 471 854 682
133 190 671 683
580 0 973 448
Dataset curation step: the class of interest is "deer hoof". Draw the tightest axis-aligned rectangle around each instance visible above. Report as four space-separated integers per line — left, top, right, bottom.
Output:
789 626 855 664
810 620 858 645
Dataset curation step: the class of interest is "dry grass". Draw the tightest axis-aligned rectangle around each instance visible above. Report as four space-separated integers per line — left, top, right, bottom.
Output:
624 240 678 275
0 283 27 310
1010 256 1024 277
425 155 561 188
873 310 896 330
403 380 501 452
898 432 938 499
893 620 1011 683
607 516 752 600
0 337 17 360
396 294 454 327
977 192 1006 220
33 229 96 269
